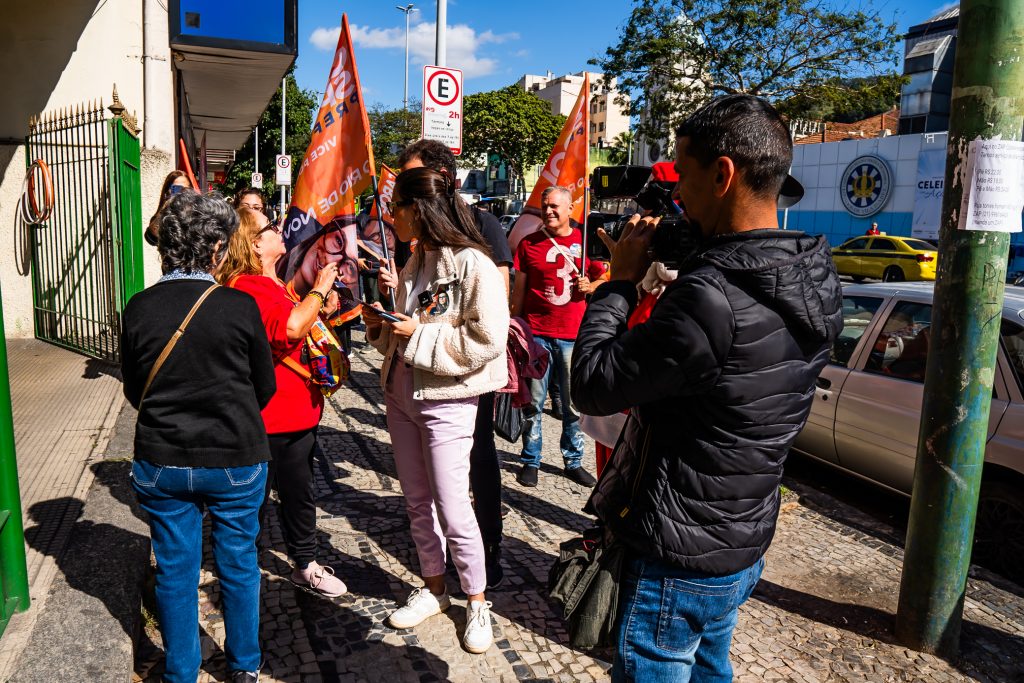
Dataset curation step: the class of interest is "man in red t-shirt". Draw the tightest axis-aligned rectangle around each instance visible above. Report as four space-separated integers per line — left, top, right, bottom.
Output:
510 186 601 488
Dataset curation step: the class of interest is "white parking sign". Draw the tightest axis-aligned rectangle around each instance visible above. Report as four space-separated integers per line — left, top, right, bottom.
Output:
251 172 263 187
275 154 292 186
422 66 463 156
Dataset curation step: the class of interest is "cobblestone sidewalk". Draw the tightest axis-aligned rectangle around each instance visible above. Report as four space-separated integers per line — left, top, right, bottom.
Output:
135 332 1024 683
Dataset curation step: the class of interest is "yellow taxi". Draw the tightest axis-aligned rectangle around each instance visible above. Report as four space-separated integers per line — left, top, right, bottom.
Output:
831 235 938 282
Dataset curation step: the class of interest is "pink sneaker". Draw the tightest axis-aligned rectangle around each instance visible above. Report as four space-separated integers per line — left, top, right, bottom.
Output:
291 561 347 598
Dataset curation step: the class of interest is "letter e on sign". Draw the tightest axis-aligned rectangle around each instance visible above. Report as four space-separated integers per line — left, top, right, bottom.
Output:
422 65 463 156
275 154 292 187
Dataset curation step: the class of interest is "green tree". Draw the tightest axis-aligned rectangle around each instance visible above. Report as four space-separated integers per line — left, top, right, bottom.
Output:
775 73 906 123
593 0 901 140
606 131 636 165
368 103 422 171
221 70 319 201
462 86 565 198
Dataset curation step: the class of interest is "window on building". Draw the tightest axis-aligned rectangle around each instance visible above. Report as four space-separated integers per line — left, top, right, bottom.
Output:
590 123 596 134
832 296 885 367
599 122 605 132
863 301 933 382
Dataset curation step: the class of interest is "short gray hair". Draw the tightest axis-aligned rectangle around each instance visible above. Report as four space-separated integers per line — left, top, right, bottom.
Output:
158 192 238 274
541 185 573 203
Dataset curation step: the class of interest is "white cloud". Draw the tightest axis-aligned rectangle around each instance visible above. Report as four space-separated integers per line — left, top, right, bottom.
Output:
309 22 518 79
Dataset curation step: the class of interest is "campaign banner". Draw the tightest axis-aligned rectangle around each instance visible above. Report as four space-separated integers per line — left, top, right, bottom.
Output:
369 164 398 224
281 13 374 319
508 74 590 253
912 149 945 241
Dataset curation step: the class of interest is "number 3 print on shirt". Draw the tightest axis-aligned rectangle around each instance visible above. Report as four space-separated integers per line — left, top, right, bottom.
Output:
543 245 574 306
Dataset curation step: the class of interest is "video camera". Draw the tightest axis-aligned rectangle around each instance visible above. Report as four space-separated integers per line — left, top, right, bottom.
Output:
587 165 700 269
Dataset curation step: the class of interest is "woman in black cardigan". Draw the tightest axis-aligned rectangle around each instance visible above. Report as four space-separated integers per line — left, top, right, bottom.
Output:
121 192 276 683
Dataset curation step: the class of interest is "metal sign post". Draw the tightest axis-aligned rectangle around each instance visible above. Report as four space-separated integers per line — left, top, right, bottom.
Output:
421 65 463 156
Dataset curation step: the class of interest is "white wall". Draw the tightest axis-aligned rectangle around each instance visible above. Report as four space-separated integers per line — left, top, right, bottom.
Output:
0 0 172 338
785 133 946 245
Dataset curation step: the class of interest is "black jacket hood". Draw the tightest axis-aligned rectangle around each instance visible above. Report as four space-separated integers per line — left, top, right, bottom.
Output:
698 230 843 345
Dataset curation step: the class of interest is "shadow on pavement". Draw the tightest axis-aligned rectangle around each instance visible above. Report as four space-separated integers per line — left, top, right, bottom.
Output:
752 579 1024 679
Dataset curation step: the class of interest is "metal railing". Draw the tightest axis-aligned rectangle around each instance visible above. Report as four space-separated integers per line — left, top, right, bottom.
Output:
25 96 144 362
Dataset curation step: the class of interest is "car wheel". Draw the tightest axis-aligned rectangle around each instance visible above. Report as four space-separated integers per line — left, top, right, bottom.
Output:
883 266 904 282
974 479 1024 584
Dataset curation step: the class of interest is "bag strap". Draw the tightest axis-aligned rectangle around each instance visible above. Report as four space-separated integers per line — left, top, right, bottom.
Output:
281 355 312 381
140 284 219 403
540 226 582 276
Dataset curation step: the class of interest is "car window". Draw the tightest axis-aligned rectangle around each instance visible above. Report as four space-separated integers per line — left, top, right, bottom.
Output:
863 301 933 382
841 238 869 251
903 239 936 252
832 296 885 367
870 238 896 251
1002 320 1024 393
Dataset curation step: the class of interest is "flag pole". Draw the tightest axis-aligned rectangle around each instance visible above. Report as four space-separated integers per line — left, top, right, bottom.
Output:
370 174 398 310
581 181 590 276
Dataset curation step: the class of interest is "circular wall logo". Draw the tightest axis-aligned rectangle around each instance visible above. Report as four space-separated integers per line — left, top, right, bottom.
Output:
840 155 893 217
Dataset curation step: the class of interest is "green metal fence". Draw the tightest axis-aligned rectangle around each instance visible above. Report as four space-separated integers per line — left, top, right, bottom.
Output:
25 102 144 362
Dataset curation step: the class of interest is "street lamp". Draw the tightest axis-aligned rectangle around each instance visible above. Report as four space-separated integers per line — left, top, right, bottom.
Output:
396 4 416 111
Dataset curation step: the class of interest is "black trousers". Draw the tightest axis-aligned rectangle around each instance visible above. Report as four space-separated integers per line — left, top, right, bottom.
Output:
470 392 502 546
266 428 318 567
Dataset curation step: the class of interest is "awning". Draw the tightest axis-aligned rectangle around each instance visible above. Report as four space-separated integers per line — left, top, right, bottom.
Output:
170 0 297 164
174 44 294 153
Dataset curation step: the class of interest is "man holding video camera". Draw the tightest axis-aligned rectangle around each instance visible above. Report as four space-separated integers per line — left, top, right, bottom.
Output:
571 95 842 682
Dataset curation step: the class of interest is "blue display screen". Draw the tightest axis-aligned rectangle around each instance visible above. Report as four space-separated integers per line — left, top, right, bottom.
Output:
178 0 286 46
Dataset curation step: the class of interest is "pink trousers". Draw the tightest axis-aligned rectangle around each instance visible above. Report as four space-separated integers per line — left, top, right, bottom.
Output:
385 360 486 595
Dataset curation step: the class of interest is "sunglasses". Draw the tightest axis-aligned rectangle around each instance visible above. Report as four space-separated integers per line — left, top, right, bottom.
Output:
257 223 282 236
384 198 413 214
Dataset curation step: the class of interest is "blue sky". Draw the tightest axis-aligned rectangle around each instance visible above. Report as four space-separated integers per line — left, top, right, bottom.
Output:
294 0 958 110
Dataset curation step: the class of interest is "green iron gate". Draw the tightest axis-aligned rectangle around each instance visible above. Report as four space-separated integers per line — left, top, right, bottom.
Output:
25 99 145 362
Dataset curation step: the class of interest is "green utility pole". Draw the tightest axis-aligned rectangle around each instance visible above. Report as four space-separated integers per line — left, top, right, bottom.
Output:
895 0 1024 656
0 291 30 635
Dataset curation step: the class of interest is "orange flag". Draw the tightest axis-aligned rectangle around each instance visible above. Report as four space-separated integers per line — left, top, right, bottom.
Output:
369 164 398 224
508 74 590 253
282 13 374 312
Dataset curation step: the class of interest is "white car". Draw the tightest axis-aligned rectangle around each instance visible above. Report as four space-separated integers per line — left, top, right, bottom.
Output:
792 282 1024 582
499 214 519 233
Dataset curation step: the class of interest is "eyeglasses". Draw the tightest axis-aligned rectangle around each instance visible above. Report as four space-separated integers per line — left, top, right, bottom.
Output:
240 202 265 212
257 223 282 236
384 198 413 214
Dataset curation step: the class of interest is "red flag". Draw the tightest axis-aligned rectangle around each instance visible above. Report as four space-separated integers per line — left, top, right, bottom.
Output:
508 74 590 253
282 14 374 317
177 138 200 191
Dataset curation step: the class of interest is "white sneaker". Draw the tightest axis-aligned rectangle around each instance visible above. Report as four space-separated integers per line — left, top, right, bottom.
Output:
462 600 494 654
387 588 451 629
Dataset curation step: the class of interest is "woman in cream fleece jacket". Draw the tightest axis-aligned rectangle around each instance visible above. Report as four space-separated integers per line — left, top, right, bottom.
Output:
364 167 509 655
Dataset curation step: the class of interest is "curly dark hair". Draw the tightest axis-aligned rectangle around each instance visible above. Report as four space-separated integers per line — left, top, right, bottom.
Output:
158 192 239 274
398 139 457 178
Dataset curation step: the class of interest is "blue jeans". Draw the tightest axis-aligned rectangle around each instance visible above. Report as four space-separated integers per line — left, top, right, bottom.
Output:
612 555 765 683
131 460 267 682
520 336 584 469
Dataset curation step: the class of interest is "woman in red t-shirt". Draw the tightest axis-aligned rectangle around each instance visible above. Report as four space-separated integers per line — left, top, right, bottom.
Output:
218 209 347 597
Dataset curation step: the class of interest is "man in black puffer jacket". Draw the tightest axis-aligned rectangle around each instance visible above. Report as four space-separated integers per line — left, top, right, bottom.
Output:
571 95 843 682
